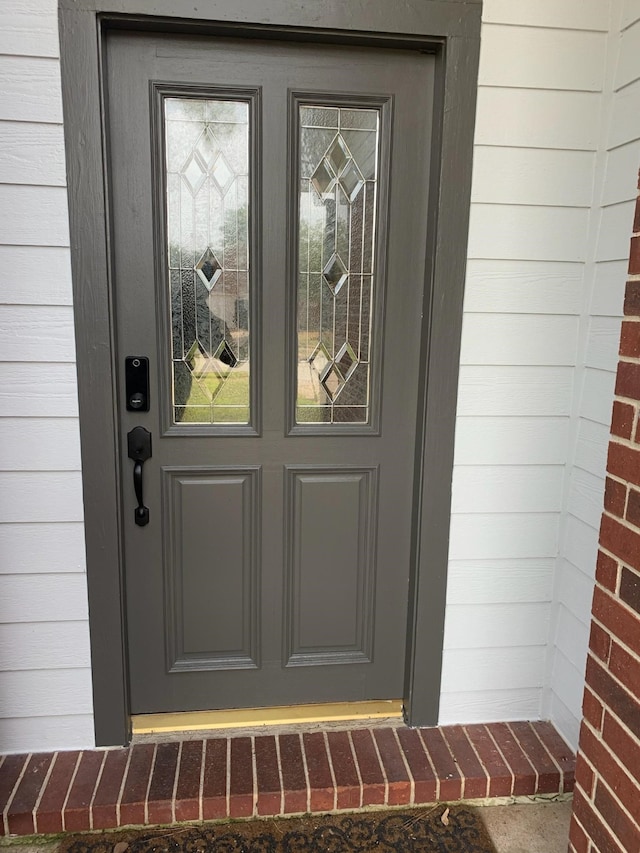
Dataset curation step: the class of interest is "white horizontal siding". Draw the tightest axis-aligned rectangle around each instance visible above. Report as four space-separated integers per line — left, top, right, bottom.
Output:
555 558 597 623
0 669 93 718
621 0 640 30
601 140 640 205
0 1 59 59
567 467 608 529
456 366 574 416
445 3 614 732
0 246 73 306
596 199 637 260
439 689 544 726
0 364 80 417
0 523 86 574
467 205 590 262
0 186 69 246
453 418 570 465
546 1 640 750
441 647 546 694
444 603 551 649
0 306 76 362
0 4 93 754
608 77 640 148
451 466 564 513
464 260 584 315
474 89 601 150
0 419 81 470
448 515 560 561
471 148 595 207
584 316 622 372
0 716 94 755
446 560 554 605
0 121 66 186
478 25 606 92
554 604 591 671
561 516 600 578
481 0 610 31
0 472 84 523
574 418 610 477
0 56 63 124
0 622 91 670
0 575 89 623
614 18 640 90
459 315 578 365
579 367 617 426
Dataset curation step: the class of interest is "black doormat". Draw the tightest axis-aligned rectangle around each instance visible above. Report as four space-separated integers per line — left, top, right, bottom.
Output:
58 806 496 852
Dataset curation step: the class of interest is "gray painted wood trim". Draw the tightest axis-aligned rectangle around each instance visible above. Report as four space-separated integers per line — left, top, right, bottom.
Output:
58 0 481 745
404 34 481 725
58 9 131 746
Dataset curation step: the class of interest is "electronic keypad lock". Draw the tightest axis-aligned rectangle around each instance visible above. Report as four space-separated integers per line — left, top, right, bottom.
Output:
125 356 150 412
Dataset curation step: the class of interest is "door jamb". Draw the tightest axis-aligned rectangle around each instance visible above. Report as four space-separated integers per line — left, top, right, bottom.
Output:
58 0 481 746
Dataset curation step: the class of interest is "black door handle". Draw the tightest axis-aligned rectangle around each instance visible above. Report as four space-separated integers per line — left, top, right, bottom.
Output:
127 426 152 526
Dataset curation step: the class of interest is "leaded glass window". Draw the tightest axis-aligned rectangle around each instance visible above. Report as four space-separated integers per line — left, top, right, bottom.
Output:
164 97 250 424
296 105 380 424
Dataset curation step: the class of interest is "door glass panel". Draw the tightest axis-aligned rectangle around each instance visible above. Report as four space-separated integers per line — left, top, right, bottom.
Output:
296 105 380 424
164 97 250 424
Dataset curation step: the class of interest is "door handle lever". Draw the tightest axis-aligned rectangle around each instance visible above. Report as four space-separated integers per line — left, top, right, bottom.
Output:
127 426 152 526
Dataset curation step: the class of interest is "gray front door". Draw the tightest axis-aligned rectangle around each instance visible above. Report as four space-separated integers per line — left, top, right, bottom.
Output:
106 30 434 714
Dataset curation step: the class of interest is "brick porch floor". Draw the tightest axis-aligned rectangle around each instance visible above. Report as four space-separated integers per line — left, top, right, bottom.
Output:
0 721 574 837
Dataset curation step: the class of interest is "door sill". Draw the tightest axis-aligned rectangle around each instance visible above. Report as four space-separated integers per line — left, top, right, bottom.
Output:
132 700 403 735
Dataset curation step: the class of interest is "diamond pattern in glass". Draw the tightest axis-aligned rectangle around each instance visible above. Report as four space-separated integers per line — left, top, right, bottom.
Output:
311 160 336 197
309 342 331 376
195 247 223 291
322 253 348 295
196 127 218 169
213 339 238 370
181 154 207 194
338 160 365 202
335 342 358 380
321 365 345 401
212 154 234 194
327 135 349 175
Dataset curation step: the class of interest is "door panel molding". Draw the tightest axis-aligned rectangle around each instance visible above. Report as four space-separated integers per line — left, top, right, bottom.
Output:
162 466 261 673
283 466 378 668
58 0 481 746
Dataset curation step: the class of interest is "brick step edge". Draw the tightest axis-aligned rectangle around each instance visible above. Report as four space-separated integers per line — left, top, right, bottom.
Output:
0 721 575 836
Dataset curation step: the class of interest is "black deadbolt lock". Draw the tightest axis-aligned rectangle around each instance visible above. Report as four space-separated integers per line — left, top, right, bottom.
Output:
125 356 150 412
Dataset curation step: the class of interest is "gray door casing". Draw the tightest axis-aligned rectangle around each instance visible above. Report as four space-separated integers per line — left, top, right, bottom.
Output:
58 0 481 746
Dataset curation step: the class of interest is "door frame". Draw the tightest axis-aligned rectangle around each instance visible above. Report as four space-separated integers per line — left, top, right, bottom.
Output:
58 0 481 747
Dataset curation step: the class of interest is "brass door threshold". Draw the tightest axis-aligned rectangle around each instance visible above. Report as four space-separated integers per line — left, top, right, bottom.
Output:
132 700 403 735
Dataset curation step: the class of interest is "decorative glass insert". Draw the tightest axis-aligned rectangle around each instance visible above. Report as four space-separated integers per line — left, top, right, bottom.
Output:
296 105 380 424
165 97 250 424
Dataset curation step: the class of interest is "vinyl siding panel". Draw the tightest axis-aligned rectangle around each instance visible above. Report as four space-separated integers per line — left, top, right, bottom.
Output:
0 1 59 59
453 418 570 466
0 246 73 305
545 0 640 750
0 56 63 124
0 122 66 185
480 0 610 31
444 1 615 737
478 25 606 91
463 260 584 315
0 0 92 754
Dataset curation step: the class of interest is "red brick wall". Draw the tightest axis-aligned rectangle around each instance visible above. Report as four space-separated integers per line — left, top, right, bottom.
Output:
569 175 640 852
